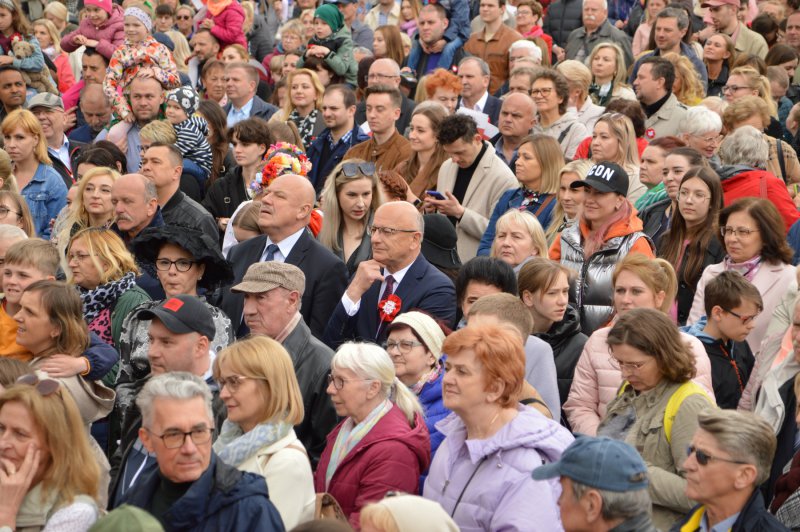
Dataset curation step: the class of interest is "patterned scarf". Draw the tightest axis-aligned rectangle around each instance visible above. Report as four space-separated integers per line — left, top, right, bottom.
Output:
325 399 393 489
79 271 137 324
289 109 319 149
518 188 540 211
723 254 762 282
213 419 293 467
410 363 442 396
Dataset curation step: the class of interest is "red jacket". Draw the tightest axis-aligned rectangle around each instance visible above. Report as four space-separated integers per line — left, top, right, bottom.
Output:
720 167 800 234
61 3 125 60
314 405 431 529
202 2 247 49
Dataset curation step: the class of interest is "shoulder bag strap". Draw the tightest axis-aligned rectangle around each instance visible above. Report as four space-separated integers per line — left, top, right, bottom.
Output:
778 139 787 183
533 195 556 218
450 455 489 518
557 123 574 144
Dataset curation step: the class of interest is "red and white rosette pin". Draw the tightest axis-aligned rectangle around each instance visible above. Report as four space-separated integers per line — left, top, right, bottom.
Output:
378 294 402 324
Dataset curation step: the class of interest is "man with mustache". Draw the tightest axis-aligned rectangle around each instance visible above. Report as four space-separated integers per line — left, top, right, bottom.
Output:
111 173 163 245
564 0 633 67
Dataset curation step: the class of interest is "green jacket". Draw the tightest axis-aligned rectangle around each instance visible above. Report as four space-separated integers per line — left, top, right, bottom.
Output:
298 26 358 86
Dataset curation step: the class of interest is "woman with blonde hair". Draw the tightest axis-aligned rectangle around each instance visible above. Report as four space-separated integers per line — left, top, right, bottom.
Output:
0 148 18 192
663 52 704 106
269 68 325 148
58 167 119 247
545 159 592 243
319 159 384 275
0 190 34 237
315 342 429 528
490 210 548 272
44 1 74 35
479 135 563 255
374 25 405 67
33 18 74 93
66 228 150 346
395 102 449 199
556 60 604 132
1 109 67 239
221 43 250 64
165 30 191 73
590 113 647 204
587 42 637 106
703 33 736 97
213 336 315 528
724 66 782 139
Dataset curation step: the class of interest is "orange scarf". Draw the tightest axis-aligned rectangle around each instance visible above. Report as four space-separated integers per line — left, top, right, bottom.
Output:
204 0 232 17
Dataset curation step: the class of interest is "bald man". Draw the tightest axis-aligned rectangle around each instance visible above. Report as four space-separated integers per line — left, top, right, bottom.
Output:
493 92 537 170
323 201 457 349
354 58 417 134
219 174 349 340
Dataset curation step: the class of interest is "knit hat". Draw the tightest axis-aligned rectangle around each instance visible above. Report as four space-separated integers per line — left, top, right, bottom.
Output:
88 505 164 532
125 6 153 32
166 86 199 116
314 4 343 33
391 311 445 360
85 0 112 15
372 495 459 532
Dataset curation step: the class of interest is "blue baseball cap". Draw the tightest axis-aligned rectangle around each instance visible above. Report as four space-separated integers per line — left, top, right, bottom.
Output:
532 436 648 492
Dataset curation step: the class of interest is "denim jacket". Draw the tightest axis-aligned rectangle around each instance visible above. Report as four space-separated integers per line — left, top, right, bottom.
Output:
22 163 67 239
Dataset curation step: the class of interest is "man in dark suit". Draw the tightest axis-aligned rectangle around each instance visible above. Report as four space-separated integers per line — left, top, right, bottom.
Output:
323 201 457 349
223 62 279 127
220 174 348 339
354 58 416 134
457 56 502 126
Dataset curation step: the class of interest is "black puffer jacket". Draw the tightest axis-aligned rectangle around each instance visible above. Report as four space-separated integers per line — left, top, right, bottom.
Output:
542 0 583 47
534 305 588 407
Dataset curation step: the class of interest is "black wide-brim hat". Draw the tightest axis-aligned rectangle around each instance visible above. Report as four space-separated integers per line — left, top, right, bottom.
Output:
131 226 234 291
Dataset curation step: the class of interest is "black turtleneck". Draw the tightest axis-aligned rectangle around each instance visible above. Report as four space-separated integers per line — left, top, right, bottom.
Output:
148 472 193 526
450 142 488 226
642 91 671 118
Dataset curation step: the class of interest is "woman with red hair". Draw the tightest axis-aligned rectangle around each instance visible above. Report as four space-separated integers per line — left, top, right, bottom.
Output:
423 68 462 115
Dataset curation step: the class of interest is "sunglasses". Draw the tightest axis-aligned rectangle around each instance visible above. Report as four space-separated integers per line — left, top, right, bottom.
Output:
686 445 748 466
16 374 59 396
341 162 375 177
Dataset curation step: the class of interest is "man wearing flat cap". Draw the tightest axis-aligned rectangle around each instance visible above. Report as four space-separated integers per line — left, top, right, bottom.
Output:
109 295 227 506
232 261 337 466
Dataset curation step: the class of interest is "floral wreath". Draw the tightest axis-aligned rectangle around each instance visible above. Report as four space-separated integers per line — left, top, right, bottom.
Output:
249 142 312 196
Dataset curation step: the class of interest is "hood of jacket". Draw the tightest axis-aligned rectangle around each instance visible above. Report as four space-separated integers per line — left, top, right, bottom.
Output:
681 316 714 344
539 305 582 347
438 408 574 464
717 164 757 181
578 205 645 241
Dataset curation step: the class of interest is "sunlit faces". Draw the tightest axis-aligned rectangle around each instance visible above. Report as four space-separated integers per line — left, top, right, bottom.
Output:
164 100 188 125
685 130 722 159
653 15 686 52
703 34 732 63
633 63 663 104
2 126 37 163
677 176 711 228
613 269 665 316
581 187 624 225
712 299 759 343
32 25 52 48
83 4 109 27
289 73 317 113
639 145 666 187
457 60 489 102
460 280 503 317
441 347 488 413
337 177 372 223
408 113 437 153
558 172 584 220
123 15 149 43
590 121 620 163
373 31 386 57
723 210 763 263
217 358 264 432
0 401 49 488
231 133 267 169
662 153 692 200
220 47 245 64
66 237 106 290
683 428 750 504
242 288 295 337
723 73 759 103
531 78 561 115
441 135 482 169
515 142 542 189
0 8 13 33
14 290 60 356
326 366 376 420
609 342 662 392
364 93 400 136
313 17 333 39
321 89 353 131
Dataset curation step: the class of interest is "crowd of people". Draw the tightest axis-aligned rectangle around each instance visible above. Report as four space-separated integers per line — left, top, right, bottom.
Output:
0 0 800 529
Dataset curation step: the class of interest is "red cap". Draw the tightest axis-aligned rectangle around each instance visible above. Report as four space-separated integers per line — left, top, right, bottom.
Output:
85 0 112 15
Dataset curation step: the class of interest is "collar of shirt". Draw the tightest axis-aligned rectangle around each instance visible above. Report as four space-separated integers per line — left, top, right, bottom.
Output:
49 135 71 169
701 510 739 532
329 127 353 150
263 226 305 262
466 90 489 113
229 97 255 119
380 258 415 294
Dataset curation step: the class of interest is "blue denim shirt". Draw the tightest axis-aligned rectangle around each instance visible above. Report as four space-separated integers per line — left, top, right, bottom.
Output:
477 188 556 256
21 163 67 239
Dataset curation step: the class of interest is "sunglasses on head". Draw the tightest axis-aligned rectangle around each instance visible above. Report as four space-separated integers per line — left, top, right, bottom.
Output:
341 162 375 177
16 374 59 396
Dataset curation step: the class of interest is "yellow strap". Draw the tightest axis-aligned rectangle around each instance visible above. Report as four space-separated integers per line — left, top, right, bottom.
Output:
680 506 706 532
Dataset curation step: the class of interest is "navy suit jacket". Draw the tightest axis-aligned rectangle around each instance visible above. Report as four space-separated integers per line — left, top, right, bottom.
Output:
219 231 348 339
458 94 502 127
223 95 279 123
323 253 456 349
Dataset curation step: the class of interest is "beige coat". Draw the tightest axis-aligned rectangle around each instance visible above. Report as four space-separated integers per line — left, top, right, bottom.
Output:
236 430 316 529
599 379 713 531
436 142 517 260
734 23 768 59
645 93 688 139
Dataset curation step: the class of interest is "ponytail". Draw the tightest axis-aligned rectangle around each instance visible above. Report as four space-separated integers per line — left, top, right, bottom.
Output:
390 376 424 425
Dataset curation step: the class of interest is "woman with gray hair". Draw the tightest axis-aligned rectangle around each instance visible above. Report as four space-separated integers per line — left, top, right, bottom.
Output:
676 410 784 531
314 342 430 528
716 126 800 232
678 106 723 161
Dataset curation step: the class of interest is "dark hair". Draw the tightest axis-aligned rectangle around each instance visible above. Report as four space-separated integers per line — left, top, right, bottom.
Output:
658 166 724 290
201 58 225 78
668 146 705 167
765 43 798 68
197 100 229 185
437 114 479 146
455 256 517 306
72 145 124 176
303 55 344 85
605 98 647 138
147 142 183 167
719 198 794 265
532 69 570 115
194 27 219 43
229 117 273 150
648 135 686 151
324 84 356 108
271 78 286 107
753 13 780 44
357 56 376 93
703 270 764 317
364 84 402 108
0 64 22 79
640 56 676 92
155 4 174 16
82 46 109 65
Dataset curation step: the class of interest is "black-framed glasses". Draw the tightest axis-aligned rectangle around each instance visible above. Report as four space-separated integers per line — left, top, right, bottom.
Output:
686 445 749 466
0 206 20 220
327 372 371 390
16 374 59 396
155 258 198 272
383 340 424 353
722 308 760 325
342 161 375 177
367 225 418 237
144 426 214 449
531 87 553 97
176 14 192 19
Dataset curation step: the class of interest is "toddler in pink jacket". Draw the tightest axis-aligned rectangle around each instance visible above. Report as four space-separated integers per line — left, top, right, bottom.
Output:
61 0 125 60
198 0 246 49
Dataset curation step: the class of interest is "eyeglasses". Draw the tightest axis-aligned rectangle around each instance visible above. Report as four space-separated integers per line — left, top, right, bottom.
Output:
530 87 553 97
16 374 59 396
155 258 198 272
176 14 191 19
720 226 759 238
67 252 93 263
342 161 375 177
368 225 418 237
690 133 723 145
721 84 752 94
368 73 399 81
722 307 760 325
144 426 214 449
218 374 268 393
0 206 20 220
383 339 424 353
327 372 371 390
686 445 749 466
608 356 651 372
677 189 709 202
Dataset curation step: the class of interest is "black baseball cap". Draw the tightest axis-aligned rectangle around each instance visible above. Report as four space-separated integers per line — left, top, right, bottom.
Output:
571 161 629 196
137 295 216 341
